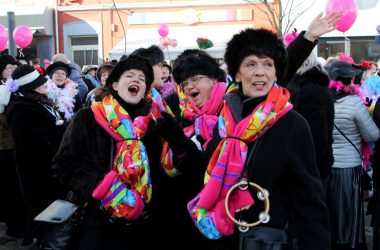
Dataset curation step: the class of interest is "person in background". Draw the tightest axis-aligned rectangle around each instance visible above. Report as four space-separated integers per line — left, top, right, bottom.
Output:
96 64 114 87
160 62 176 99
46 61 82 123
53 53 88 102
326 60 380 250
285 30 335 182
30 57 44 76
82 65 100 92
6 64 67 245
360 60 378 84
0 55 26 240
85 64 115 106
131 45 165 92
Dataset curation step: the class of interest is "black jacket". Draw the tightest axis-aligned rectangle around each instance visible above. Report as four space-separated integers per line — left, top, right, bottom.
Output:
52 98 209 249
288 66 335 179
284 31 318 84
202 92 331 250
6 96 67 209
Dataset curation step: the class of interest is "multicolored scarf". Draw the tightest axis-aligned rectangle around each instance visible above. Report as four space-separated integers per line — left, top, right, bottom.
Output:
91 94 152 220
161 83 227 177
187 83 293 239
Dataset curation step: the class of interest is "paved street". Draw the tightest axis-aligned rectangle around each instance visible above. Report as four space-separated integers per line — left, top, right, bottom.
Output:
0 203 375 249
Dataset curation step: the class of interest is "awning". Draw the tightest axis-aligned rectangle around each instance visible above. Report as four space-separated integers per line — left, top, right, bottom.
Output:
108 24 252 60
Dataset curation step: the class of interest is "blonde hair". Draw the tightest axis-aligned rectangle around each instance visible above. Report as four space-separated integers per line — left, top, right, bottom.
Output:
296 48 325 75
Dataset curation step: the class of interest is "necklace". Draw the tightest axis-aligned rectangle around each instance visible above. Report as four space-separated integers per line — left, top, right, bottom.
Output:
40 103 65 126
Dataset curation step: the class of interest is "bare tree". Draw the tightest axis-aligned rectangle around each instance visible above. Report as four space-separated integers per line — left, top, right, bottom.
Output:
243 0 316 34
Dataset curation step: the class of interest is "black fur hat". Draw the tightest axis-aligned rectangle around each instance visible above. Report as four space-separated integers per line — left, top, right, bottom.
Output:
172 50 225 85
130 45 164 66
106 55 154 95
224 28 287 82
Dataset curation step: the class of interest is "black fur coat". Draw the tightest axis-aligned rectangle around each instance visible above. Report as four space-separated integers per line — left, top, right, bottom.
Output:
288 65 335 179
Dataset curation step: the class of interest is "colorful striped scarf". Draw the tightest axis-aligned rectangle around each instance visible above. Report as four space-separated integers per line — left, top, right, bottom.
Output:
160 83 227 177
91 94 152 220
187 83 293 239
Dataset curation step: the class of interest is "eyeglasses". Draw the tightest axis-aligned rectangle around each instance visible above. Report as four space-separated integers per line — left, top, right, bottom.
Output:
180 75 208 92
53 71 67 77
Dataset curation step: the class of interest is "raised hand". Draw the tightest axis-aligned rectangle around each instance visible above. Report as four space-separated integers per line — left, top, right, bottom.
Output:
304 12 340 42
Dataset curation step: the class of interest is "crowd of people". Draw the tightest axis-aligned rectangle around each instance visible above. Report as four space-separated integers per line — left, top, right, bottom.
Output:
1 12 380 250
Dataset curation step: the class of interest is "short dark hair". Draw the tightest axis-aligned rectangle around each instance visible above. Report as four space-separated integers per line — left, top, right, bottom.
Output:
131 45 164 66
104 55 154 96
162 62 172 74
224 28 287 83
172 50 225 84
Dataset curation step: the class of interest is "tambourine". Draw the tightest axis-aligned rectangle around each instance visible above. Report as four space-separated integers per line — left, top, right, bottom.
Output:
224 178 270 232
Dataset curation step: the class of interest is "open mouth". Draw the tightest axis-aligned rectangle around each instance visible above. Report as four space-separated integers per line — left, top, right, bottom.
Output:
190 91 200 98
252 82 266 86
128 85 140 96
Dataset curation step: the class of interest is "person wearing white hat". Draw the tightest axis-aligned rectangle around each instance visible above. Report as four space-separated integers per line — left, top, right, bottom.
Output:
6 64 67 246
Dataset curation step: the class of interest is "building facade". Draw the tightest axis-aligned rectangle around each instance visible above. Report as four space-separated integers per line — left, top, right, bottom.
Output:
56 0 277 67
0 0 55 63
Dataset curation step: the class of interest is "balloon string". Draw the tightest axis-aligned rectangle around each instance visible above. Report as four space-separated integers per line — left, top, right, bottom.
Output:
18 48 24 58
166 46 171 62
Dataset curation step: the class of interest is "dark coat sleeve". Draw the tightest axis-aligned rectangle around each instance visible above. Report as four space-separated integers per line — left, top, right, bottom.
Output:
52 108 110 204
164 92 181 116
287 117 331 249
284 31 318 84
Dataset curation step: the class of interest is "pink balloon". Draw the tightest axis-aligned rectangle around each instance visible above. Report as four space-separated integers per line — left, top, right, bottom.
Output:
13 25 33 49
158 24 169 38
326 0 358 32
0 24 8 52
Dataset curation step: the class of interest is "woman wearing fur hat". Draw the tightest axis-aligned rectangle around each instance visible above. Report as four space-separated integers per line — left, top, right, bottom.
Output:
0 55 26 239
6 64 67 245
46 61 82 123
182 28 331 250
52 56 168 250
326 60 379 250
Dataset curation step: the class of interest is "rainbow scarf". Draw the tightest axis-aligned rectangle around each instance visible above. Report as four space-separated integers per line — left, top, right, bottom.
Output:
91 94 152 220
187 83 292 239
160 83 226 177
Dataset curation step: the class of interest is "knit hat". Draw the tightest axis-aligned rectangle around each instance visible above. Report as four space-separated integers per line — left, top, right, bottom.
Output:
172 50 225 84
45 61 71 78
130 45 164 66
0 55 19 74
11 64 48 92
224 28 287 82
325 60 363 81
82 64 98 74
105 55 154 95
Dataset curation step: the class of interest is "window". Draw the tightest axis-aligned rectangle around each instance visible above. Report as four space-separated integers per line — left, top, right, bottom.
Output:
71 36 98 68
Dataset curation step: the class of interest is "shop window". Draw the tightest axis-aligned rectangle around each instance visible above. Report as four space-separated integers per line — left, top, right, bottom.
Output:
318 41 345 59
351 40 380 62
71 36 98 68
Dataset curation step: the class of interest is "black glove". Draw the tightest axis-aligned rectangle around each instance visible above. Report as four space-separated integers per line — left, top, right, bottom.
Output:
154 111 186 146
